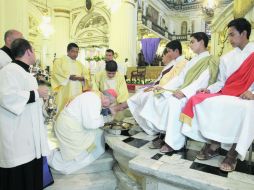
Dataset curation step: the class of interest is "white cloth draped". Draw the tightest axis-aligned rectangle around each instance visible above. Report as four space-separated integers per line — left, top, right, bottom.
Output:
0 49 12 69
129 51 211 150
0 63 49 168
49 92 105 174
127 56 185 135
182 42 254 160
182 96 254 161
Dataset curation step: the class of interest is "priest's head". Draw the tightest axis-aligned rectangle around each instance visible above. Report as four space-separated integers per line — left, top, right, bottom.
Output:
67 43 79 60
189 32 209 54
105 60 118 79
4 30 23 49
105 49 114 61
11 38 36 65
101 89 117 107
227 18 251 50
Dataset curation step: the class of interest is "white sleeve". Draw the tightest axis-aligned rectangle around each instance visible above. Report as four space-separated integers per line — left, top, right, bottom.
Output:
81 95 104 129
0 70 30 115
208 57 227 93
181 69 210 98
0 51 12 69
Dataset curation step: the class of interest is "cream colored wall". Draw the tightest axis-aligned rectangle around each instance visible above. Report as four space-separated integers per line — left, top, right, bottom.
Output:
109 0 137 65
0 0 29 46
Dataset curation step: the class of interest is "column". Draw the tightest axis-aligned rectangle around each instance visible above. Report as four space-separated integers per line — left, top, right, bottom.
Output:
52 8 70 58
0 0 29 45
109 0 138 66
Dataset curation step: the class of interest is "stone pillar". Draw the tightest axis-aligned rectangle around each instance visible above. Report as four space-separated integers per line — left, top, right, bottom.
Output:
109 0 137 66
0 0 29 45
158 13 162 26
143 1 148 16
52 8 70 58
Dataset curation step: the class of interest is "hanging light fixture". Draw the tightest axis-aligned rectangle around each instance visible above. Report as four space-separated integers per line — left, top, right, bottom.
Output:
39 0 54 38
202 0 218 17
104 0 122 12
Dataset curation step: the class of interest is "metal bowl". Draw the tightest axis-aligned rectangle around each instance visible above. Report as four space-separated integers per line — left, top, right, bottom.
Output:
103 121 133 135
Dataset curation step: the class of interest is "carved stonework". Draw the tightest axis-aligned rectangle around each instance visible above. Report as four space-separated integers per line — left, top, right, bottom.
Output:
76 14 107 33
74 11 109 48
29 15 39 36
72 12 79 24
217 26 228 56
234 0 254 18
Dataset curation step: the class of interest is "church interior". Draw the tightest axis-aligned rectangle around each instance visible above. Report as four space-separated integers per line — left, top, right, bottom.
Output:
1 0 254 190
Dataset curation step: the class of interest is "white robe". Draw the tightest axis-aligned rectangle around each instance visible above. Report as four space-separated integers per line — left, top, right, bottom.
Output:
0 63 49 168
182 42 254 160
49 92 105 174
131 51 211 150
0 49 12 69
128 56 185 135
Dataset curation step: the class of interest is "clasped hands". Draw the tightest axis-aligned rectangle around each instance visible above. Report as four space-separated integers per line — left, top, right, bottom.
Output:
69 75 84 81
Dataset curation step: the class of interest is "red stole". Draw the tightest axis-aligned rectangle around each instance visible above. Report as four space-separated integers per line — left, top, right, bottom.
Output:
181 52 254 121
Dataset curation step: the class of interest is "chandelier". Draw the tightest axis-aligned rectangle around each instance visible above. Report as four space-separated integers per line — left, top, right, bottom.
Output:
39 16 54 38
104 0 122 12
39 0 54 38
202 0 218 17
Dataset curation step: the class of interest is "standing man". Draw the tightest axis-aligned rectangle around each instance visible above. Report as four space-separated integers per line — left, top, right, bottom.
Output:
0 38 49 190
97 49 115 72
0 29 23 69
51 43 91 115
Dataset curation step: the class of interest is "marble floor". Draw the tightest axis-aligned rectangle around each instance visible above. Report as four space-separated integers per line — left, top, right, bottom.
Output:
45 113 254 190
104 117 254 190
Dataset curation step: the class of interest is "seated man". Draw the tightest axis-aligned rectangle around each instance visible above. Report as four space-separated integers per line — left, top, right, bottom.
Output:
118 40 187 133
128 32 219 153
181 18 254 172
144 40 187 91
93 60 129 104
48 89 117 174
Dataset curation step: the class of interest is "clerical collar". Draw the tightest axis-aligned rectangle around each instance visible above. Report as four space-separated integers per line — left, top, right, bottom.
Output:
1 46 14 60
13 60 30 72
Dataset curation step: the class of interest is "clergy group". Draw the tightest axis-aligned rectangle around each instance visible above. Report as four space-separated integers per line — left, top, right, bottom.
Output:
0 17 254 190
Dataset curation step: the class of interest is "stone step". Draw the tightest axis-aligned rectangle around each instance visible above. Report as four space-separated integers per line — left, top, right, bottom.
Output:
51 151 115 175
46 170 117 190
46 151 116 190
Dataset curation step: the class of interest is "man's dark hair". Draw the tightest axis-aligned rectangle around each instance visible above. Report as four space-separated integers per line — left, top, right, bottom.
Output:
166 40 182 55
162 48 168 55
11 38 32 58
106 49 114 55
190 32 209 48
105 60 118 72
227 18 251 39
67 43 79 52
